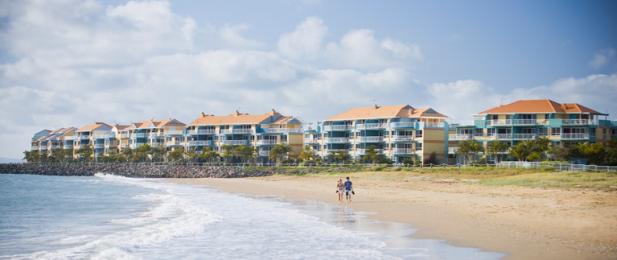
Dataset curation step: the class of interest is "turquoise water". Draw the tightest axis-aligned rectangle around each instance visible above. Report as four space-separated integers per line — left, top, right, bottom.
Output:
0 174 503 259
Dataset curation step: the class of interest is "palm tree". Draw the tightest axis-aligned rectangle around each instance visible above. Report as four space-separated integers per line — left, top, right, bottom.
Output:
236 145 255 164
362 145 379 164
299 146 317 163
199 147 220 163
78 144 94 162
166 147 185 162
457 140 483 164
269 144 290 165
487 141 509 163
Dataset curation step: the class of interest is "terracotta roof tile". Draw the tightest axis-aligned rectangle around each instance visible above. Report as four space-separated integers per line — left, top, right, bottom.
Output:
78 122 112 132
326 104 447 121
190 110 285 126
479 99 607 115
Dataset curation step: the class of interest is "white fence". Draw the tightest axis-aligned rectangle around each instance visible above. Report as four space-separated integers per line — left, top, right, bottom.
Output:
497 161 617 173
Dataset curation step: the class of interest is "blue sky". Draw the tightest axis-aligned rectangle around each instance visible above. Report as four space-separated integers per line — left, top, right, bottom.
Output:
0 0 616 158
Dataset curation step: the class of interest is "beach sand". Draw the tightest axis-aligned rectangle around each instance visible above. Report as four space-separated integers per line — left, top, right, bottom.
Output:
171 172 617 259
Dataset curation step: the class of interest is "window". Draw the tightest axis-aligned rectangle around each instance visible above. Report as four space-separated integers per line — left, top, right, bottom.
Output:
416 143 422 150
416 130 423 138
551 128 560 135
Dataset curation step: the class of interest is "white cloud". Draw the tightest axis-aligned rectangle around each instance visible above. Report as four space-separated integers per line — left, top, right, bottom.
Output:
427 74 617 124
219 24 264 49
325 29 422 69
277 17 327 60
589 48 615 69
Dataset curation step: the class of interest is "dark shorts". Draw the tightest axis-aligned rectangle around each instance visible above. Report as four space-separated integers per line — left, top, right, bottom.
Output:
345 190 352 195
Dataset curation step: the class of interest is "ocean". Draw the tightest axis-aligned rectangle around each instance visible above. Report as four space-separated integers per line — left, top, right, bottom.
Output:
0 174 503 259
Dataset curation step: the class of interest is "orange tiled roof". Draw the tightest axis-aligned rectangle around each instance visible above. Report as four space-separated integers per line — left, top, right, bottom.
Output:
479 99 607 115
78 122 111 132
190 110 284 126
326 104 447 121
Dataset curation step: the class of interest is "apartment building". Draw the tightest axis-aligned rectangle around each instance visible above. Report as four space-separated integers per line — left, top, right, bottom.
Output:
308 104 449 163
126 119 186 150
112 124 130 152
32 128 76 156
73 122 113 159
30 129 51 152
448 99 617 157
186 110 303 159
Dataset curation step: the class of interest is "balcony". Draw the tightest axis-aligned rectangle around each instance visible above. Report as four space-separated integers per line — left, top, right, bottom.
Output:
354 148 383 156
31 146 39 150
94 144 104 149
220 139 249 146
191 129 215 135
496 134 512 140
79 135 90 140
356 136 383 143
448 147 459 154
188 140 212 146
390 121 415 129
50 145 61 149
355 123 385 130
512 133 537 140
562 119 592 126
486 119 547 126
392 148 413 155
323 125 351 131
40 146 48 150
164 130 184 136
392 135 413 142
64 136 75 141
325 137 349 143
133 133 148 138
449 134 473 141
303 138 320 144
261 128 303 134
421 122 446 128
165 140 184 147
258 150 270 157
232 128 253 134
257 139 277 145
561 133 589 140
63 145 73 149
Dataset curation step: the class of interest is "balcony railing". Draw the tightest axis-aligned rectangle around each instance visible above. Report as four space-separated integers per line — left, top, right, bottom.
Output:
354 149 383 156
94 144 104 149
133 133 148 138
188 140 212 146
421 122 446 128
164 130 184 136
165 141 183 147
63 145 73 149
79 135 90 140
325 137 349 143
561 133 589 140
191 129 215 135
391 135 413 142
486 119 548 126
392 148 413 155
355 123 386 130
220 139 249 146
258 150 270 156
256 139 277 145
562 119 592 126
390 121 415 129
496 134 512 140
232 128 254 134
64 136 75 141
303 138 320 144
449 134 473 141
261 128 303 134
356 136 383 143
323 125 351 131
512 133 537 140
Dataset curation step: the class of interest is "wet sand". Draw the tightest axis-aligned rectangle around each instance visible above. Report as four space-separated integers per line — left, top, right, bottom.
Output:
171 172 617 259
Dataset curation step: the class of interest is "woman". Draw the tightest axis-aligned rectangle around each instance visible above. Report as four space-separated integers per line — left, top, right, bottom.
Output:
336 178 344 202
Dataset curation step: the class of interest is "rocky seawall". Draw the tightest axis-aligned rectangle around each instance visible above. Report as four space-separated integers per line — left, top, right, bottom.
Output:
0 163 274 178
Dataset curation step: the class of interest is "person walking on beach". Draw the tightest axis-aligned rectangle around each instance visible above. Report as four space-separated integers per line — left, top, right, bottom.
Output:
344 177 354 202
336 178 344 202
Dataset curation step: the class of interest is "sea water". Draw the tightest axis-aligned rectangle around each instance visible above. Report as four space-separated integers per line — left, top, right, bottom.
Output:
0 174 503 259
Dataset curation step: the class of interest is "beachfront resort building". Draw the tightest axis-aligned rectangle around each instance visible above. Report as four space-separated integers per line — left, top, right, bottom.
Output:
125 119 186 150
186 110 303 160
304 104 449 164
448 99 617 159
30 128 76 156
73 122 113 159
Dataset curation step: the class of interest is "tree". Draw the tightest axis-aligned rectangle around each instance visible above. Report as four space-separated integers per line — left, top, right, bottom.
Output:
78 145 93 162
457 140 483 164
132 144 151 162
486 141 509 163
167 147 185 162
269 144 290 165
23 150 41 163
575 142 605 165
48 149 67 162
299 146 318 164
510 137 550 161
361 146 379 164
328 151 351 163
236 145 255 163
198 147 220 163
184 149 199 163
548 144 572 161
605 140 617 166
149 146 165 162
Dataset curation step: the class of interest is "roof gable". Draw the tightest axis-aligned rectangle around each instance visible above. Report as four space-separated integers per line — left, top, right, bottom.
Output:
479 99 606 115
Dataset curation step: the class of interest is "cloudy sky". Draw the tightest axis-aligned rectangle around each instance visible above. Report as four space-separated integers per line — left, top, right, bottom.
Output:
1 0 616 159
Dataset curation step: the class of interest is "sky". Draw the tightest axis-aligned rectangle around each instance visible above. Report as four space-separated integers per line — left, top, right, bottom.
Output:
0 0 616 159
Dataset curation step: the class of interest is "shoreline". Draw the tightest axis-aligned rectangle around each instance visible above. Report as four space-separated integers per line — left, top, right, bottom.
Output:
171 173 617 260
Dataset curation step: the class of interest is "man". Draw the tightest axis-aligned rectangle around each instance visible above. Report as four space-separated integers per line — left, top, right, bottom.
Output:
344 176 354 202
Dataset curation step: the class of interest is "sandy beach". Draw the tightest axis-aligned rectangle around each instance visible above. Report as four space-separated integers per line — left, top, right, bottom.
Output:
172 171 617 260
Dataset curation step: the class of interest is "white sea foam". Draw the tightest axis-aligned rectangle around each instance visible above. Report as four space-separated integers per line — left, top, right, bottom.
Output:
16 174 220 260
